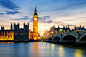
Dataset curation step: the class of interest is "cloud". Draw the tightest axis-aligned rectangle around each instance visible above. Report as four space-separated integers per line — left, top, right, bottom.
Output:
38 16 52 23
0 0 20 10
38 16 50 20
63 19 79 21
10 16 32 20
0 10 20 15
52 0 86 11
0 13 5 15
6 10 20 15
40 20 53 23
44 16 50 18
0 25 3 26
47 20 52 23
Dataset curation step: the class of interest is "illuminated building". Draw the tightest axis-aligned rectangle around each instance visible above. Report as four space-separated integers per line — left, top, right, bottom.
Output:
0 23 14 40
14 23 29 41
29 30 40 40
29 6 39 40
33 6 38 40
29 30 34 40
0 23 29 41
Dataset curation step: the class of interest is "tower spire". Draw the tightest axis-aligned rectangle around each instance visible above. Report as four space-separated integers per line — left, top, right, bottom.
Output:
35 5 37 11
34 6 37 15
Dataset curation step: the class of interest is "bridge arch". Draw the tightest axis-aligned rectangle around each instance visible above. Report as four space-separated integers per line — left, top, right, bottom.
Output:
51 36 60 42
79 33 86 43
54 36 60 40
62 35 76 43
62 34 77 39
48 37 52 40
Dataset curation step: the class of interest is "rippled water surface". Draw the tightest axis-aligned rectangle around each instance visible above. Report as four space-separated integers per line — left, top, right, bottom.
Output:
0 42 86 57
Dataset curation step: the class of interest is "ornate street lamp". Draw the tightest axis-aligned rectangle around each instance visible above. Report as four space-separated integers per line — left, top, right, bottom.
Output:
76 24 79 44
76 24 79 33
52 31 53 35
59 29 62 34
59 29 62 43
55 30 57 35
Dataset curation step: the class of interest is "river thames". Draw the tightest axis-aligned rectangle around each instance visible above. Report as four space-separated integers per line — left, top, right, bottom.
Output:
0 42 86 57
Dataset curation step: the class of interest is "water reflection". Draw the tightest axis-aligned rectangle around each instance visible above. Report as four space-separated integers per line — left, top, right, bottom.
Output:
32 42 39 57
51 44 55 57
0 42 14 43
0 42 85 57
47 43 49 49
59 45 64 57
51 44 55 50
75 49 83 57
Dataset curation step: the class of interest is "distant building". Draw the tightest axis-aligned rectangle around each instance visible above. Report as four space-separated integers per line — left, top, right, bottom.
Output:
74 25 85 31
14 23 29 41
43 25 71 36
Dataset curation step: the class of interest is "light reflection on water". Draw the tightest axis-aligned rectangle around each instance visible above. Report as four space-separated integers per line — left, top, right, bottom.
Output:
75 49 83 57
0 42 85 57
59 45 64 57
32 42 39 57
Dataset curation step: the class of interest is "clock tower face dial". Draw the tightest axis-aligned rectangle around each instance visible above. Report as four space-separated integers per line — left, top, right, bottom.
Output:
34 18 37 21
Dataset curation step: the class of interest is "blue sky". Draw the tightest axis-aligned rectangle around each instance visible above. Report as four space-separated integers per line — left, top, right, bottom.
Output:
0 0 86 35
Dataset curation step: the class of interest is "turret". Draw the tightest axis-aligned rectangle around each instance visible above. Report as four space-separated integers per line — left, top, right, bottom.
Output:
80 25 81 28
18 23 19 25
1 26 4 30
24 23 25 26
63 25 65 28
28 23 29 29
66 26 67 28
11 23 12 30
68 25 69 28
58 25 59 28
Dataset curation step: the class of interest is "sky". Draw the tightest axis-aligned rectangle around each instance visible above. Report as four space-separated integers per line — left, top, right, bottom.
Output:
0 0 86 36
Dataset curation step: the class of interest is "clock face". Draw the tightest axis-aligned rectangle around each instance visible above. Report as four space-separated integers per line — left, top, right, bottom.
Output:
34 18 37 21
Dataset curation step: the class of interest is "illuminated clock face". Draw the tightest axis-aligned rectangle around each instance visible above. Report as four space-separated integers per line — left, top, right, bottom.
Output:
34 18 37 21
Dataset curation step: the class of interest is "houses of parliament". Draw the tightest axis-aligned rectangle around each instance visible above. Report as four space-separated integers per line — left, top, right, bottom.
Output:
0 7 39 41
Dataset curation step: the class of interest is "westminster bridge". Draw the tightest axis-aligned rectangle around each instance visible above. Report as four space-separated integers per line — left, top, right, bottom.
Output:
42 30 86 44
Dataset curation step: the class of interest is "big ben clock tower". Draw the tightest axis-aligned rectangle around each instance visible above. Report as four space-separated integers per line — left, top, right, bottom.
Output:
33 6 38 40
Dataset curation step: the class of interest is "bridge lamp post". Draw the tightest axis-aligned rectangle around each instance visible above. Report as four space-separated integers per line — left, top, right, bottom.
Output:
55 30 57 35
64 30 65 33
52 31 53 36
59 29 62 43
59 29 62 34
76 24 79 43
47 33 49 40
